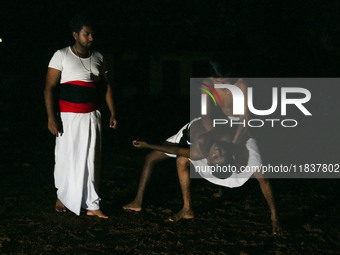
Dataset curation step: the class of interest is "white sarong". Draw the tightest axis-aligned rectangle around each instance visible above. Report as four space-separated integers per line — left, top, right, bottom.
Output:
54 110 102 215
165 118 262 188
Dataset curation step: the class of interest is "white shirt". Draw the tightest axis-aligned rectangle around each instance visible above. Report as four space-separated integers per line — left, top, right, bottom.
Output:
48 46 107 84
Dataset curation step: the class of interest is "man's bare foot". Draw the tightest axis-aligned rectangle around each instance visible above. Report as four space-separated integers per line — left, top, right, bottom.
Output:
122 202 142 212
86 210 108 219
272 219 283 236
55 198 66 213
168 209 194 222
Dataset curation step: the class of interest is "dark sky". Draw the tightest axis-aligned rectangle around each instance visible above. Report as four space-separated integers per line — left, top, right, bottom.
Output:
0 1 339 164
0 0 339 76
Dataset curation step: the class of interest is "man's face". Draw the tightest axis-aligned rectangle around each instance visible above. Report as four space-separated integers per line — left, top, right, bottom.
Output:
206 141 228 165
74 26 94 49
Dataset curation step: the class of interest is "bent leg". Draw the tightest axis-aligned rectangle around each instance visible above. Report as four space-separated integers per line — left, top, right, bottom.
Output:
123 150 169 211
169 156 194 221
254 171 282 235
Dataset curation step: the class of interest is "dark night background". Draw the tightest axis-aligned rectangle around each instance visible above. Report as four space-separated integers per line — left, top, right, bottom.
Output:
0 1 339 254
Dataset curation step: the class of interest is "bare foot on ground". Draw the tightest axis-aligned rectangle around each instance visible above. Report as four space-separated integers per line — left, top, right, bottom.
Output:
168 209 194 222
122 202 142 212
55 198 66 213
272 219 283 236
86 210 108 219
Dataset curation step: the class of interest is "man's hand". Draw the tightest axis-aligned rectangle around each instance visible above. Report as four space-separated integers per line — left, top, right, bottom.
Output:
48 118 63 137
132 139 148 149
109 115 117 129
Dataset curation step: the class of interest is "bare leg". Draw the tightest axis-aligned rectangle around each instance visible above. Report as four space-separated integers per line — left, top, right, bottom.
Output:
169 156 194 221
55 198 66 213
254 171 282 235
87 209 108 219
123 150 169 211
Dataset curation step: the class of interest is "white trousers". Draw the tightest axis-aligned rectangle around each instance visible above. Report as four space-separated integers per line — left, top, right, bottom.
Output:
54 110 102 215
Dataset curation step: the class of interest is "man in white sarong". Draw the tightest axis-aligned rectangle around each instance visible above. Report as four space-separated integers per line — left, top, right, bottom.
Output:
44 15 117 218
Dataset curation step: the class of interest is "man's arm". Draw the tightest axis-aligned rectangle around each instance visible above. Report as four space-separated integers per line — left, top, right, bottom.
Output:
233 79 250 144
44 68 62 136
253 171 282 235
200 79 218 132
132 140 194 158
102 72 117 129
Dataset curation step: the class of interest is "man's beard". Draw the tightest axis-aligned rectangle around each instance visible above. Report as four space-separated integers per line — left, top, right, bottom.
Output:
79 41 93 50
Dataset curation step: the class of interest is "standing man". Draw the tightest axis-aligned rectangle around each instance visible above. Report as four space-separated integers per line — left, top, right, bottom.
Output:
44 15 117 218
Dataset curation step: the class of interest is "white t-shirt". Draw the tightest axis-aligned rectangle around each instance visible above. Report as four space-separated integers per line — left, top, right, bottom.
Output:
48 46 107 84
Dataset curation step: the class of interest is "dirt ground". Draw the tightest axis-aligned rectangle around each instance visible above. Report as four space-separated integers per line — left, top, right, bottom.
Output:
0 94 339 255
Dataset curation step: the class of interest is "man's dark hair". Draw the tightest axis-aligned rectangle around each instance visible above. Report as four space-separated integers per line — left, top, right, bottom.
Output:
69 14 94 33
207 141 235 165
205 141 236 179
208 53 240 79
